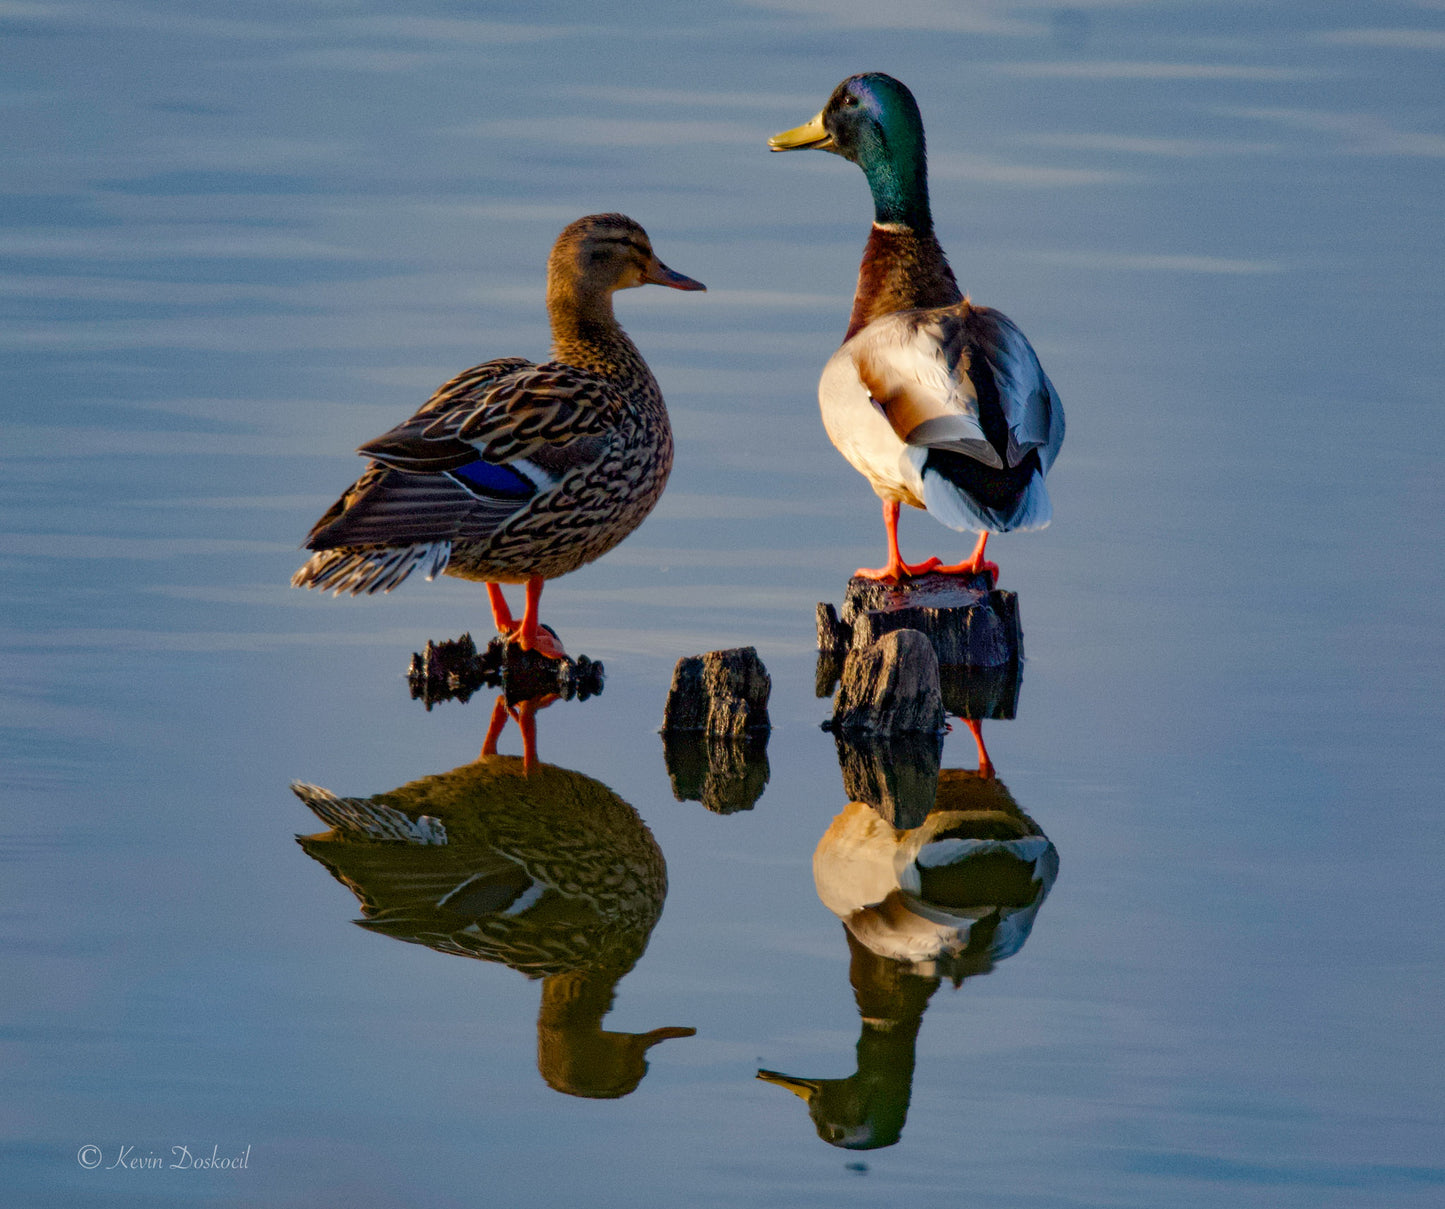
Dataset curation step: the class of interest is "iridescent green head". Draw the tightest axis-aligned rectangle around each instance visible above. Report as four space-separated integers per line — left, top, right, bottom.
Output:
770 73 932 230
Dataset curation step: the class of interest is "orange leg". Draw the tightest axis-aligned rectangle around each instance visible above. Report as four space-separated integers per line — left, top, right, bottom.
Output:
854 500 943 582
517 575 566 660
486 577 566 660
932 531 999 585
479 692 559 771
480 692 560 772
486 583 516 632
512 694 559 773
964 718 995 779
480 694 510 757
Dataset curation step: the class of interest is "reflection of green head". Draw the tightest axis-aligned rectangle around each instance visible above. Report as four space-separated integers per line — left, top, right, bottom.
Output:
756 930 937 1150
756 1016 923 1150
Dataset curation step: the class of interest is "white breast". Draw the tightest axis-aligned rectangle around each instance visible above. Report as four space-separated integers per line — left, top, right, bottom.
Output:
818 346 922 505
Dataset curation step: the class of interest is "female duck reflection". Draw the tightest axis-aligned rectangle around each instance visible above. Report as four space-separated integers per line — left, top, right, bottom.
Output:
759 742 1058 1149
292 696 694 1099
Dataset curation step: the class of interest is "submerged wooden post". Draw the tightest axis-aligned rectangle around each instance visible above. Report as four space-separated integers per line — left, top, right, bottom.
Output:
407 632 603 709
661 646 772 736
661 647 772 813
817 572 1023 720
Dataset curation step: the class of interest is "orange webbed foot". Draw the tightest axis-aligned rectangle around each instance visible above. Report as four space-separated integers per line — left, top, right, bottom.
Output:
930 556 999 586
930 533 998 586
507 622 567 661
853 555 942 582
488 577 566 660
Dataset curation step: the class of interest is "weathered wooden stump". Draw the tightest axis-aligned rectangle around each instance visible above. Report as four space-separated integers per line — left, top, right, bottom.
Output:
817 572 1022 667
827 629 945 737
660 647 772 814
817 573 1023 720
661 646 772 736
662 732 770 814
407 632 603 709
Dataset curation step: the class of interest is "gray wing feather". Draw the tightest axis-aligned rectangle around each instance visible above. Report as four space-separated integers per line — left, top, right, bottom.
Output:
968 307 1064 471
304 466 524 549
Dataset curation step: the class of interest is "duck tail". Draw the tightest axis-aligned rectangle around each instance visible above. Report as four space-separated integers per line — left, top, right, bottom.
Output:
290 782 449 845
912 446 1052 533
291 540 452 596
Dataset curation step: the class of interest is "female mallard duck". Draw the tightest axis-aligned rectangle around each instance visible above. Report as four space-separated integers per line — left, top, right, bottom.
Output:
292 696 694 1099
292 214 704 657
770 73 1063 583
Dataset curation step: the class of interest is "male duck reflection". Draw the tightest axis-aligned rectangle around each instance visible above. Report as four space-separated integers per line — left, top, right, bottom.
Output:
759 758 1057 1149
292 697 694 1098
293 214 704 658
771 74 1064 584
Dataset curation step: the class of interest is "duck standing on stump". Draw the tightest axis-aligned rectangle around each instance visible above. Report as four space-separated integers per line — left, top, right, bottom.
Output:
293 214 704 658
770 74 1063 584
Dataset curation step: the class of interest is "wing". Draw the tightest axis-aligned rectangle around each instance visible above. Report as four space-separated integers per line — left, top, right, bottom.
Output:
343 356 539 475
354 358 624 477
414 357 535 418
961 306 1064 474
849 308 999 467
293 356 626 593
850 303 1063 473
403 361 628 466
292 457 534 593
299 461 530 551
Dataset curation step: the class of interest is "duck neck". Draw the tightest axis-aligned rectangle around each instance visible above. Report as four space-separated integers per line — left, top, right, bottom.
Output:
861 139 932 232
845 225 962 340
538 968 619 1032
547 284 646 381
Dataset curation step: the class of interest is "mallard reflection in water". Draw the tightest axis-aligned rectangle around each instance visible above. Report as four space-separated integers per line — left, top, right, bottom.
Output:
759 932 937 1151
293 697 693 1098
759 760 1057 1148
815 768 1057 978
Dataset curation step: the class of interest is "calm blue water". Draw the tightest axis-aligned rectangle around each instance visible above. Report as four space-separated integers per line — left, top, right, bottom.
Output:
3 2 1442 1206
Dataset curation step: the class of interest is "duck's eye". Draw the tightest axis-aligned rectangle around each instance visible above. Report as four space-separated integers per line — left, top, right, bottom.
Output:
589 250 609 263
843 94 858 108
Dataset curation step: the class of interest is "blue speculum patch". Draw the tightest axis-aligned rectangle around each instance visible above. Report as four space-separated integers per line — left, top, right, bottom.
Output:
448 459 535 499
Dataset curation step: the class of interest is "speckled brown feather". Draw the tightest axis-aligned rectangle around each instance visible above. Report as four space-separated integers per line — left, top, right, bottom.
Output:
293 755 668 975
292 215 685 594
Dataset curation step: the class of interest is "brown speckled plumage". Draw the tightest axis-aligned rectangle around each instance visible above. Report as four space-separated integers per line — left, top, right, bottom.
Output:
292 214 698 596
293 746 695 1099
294 755 669 974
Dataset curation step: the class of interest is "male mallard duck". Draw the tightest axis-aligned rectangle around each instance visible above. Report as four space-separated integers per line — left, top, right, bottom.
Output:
292 214 704 657
758 774 1059 1148
770 73 1063 583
